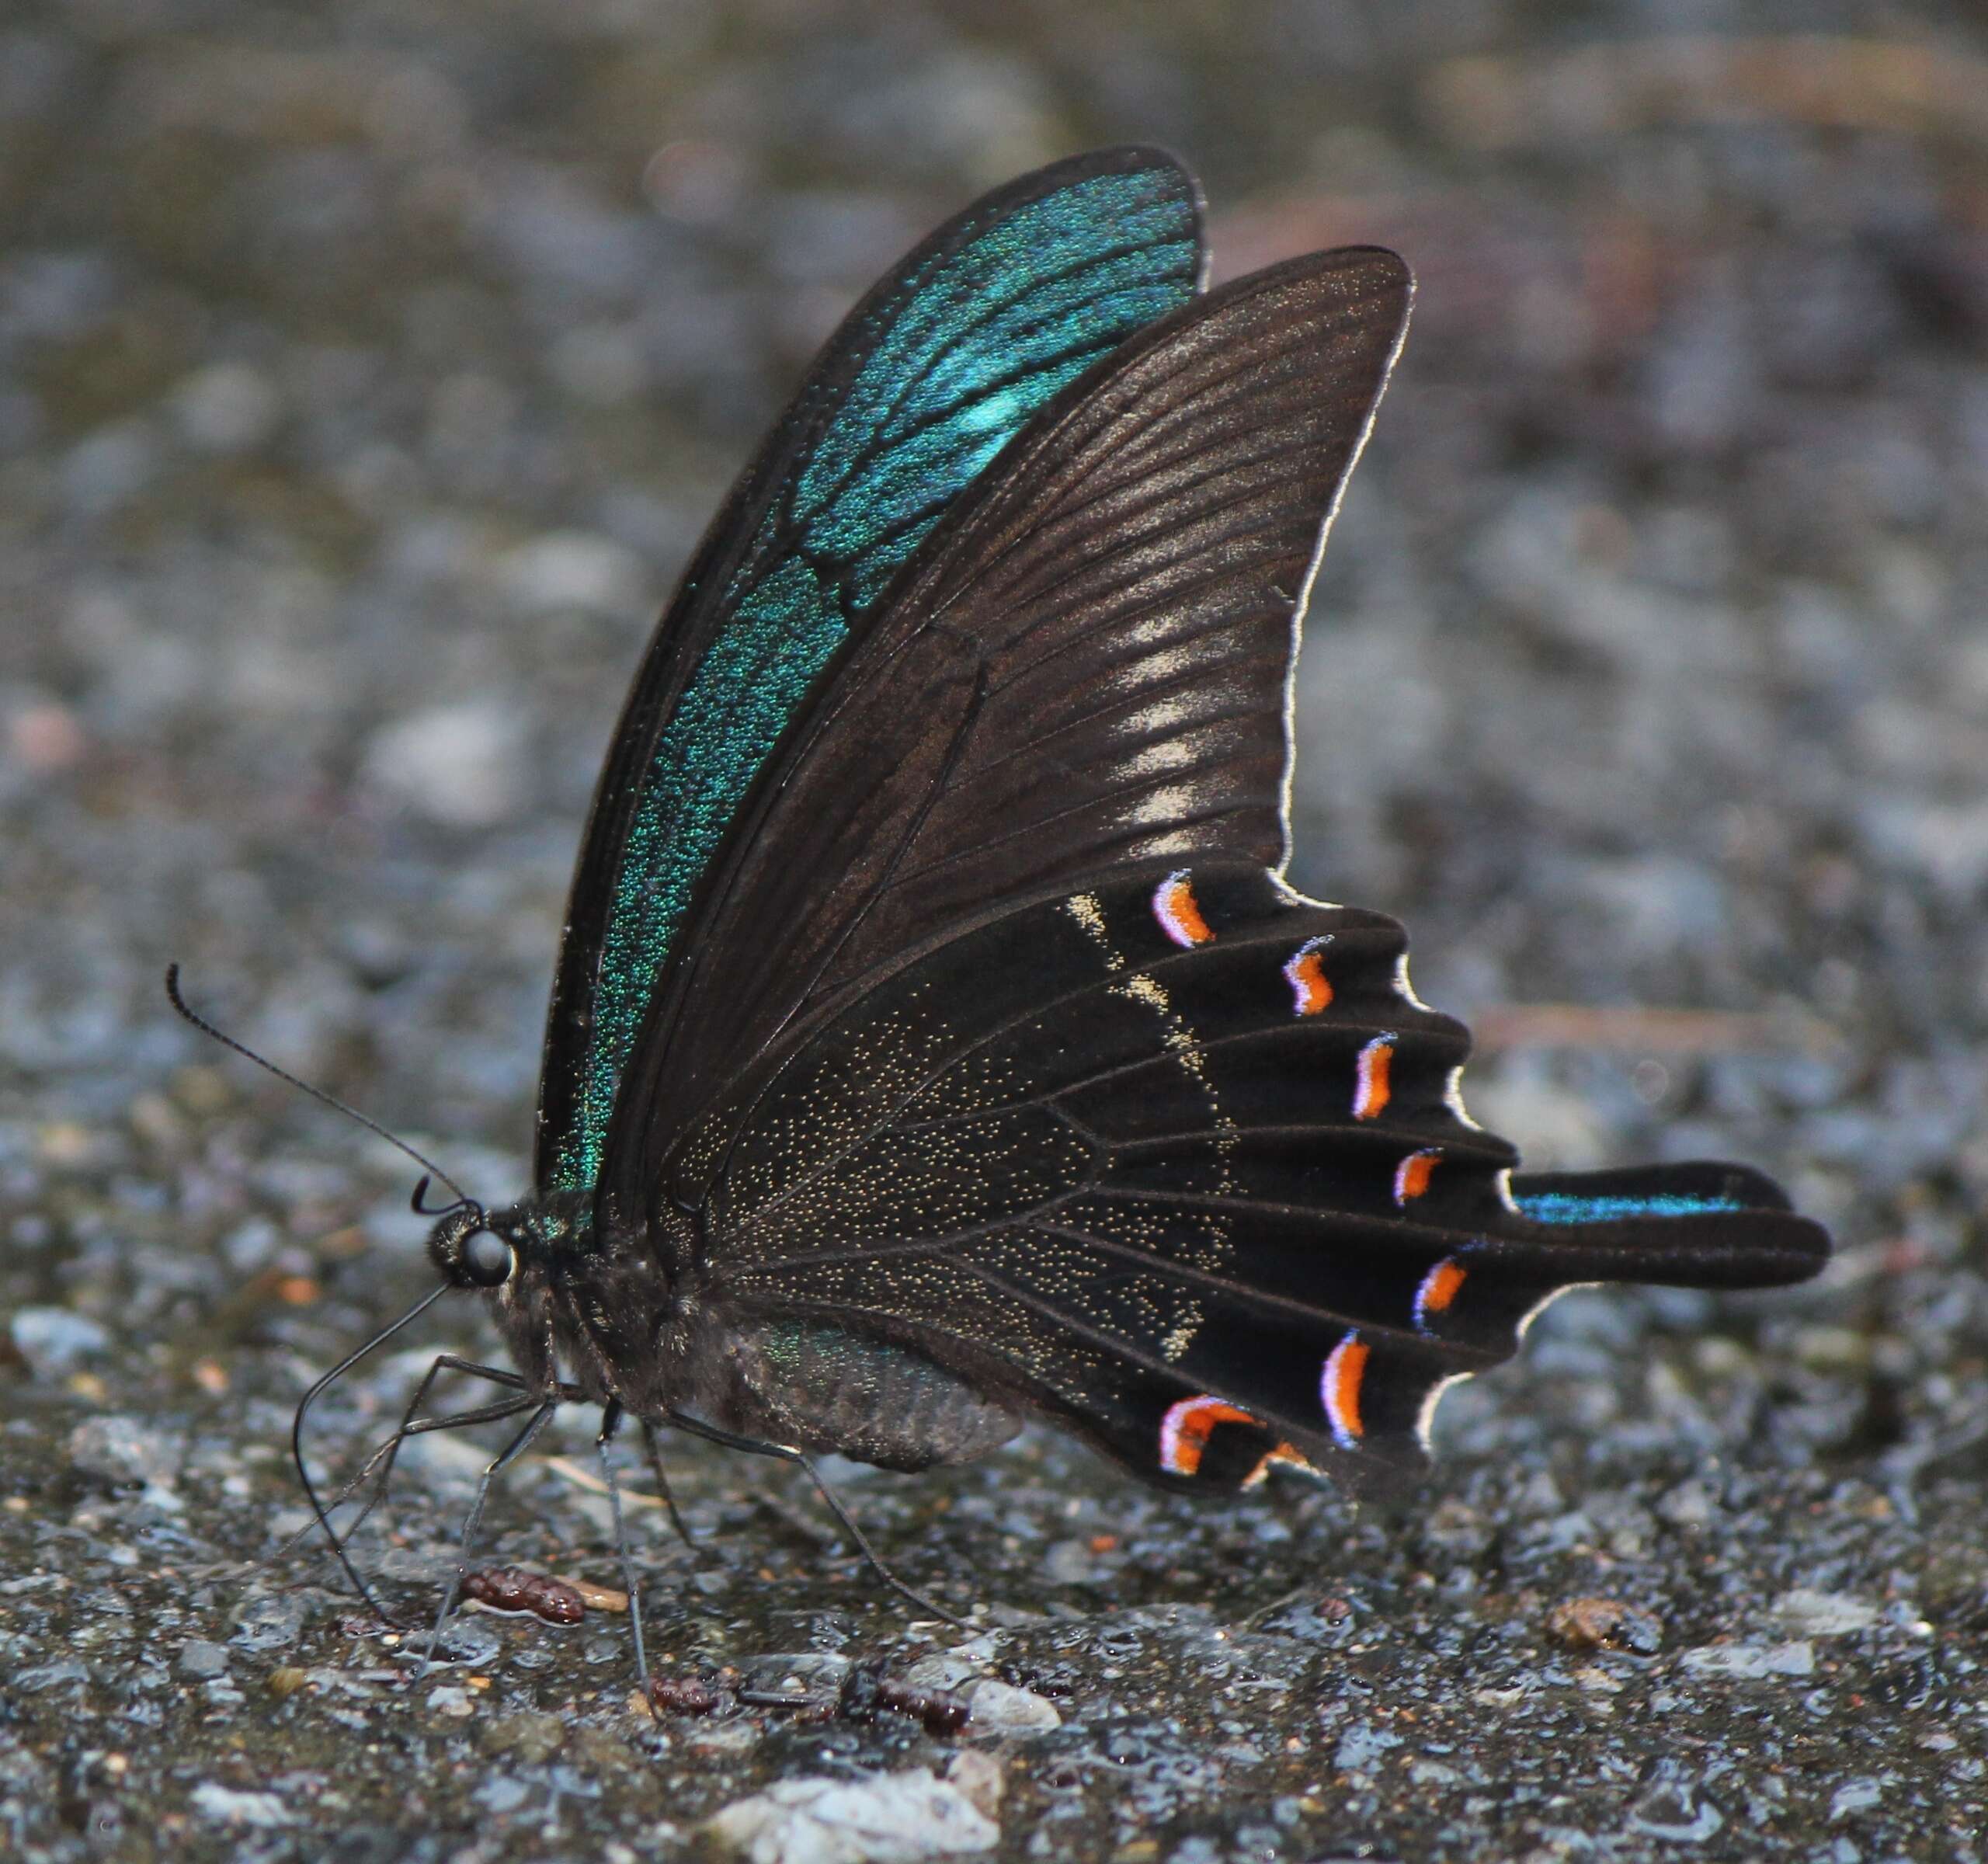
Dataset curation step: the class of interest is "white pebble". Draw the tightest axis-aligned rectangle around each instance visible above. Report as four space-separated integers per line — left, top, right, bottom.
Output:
1772 1588 1881 1636
360 698 527 829
10 1306 109 1376
492 529 649 616
961 1679 1060 1734
705 1769 998 1863
1677 1641 1815 1680
172 362 282 454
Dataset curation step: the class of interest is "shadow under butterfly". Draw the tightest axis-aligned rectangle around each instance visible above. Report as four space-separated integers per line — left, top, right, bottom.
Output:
202 147 1830 1673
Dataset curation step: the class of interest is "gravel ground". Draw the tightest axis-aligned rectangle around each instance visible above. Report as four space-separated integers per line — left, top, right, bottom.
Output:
4 4 1987 1861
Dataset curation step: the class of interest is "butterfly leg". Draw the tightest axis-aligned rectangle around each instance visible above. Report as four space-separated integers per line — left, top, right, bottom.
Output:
297 1389 544 1624
328 1356 537 1585
638 1414 697 1551
662 1410 971 1633
596 1401 651 1694
291 1344 537 1624
416 1396 561 1680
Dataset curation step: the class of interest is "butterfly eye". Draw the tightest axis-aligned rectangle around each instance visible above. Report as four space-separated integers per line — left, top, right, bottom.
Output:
460 1227 514 1288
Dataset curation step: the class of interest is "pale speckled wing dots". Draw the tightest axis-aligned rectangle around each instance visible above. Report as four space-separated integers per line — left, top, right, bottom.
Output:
679 864 1823 1490
540 151 1203 1194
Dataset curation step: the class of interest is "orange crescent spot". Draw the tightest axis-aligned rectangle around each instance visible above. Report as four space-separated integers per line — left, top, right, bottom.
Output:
1153 871 1214 947
1283 940 1333 1015
1241 1441 1315 1489
1414 1258 1468 1332
1321 1333 1369 1448
1158 1394 1260 1476
1393 1147 1439 1205
1353 1035 1395 1120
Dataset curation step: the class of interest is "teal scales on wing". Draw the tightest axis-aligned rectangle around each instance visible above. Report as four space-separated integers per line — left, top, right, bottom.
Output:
391 148 1827 1531
540 148 1204 1194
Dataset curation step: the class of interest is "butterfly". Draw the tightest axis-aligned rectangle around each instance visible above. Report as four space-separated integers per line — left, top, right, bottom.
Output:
211 147 1827 1640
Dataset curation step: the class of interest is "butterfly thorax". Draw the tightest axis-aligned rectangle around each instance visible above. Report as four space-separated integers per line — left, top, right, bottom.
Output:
453 1192 1022 1469
450 1190 688 1415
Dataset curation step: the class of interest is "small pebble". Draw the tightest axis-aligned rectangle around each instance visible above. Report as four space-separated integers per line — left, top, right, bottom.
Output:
704 1770 999 1861
901 1653 983 1692
1654 1478 1719 1530
1829 1779 1883 1821
1627 1780 1723 1843
960 1680 1058 1734
492 530 649 615
6 704 86 774
189 1784 290 1829
1545 1596 1662 1654
944 1751 1004 1821
178 1640 230 1680
1676 1642 1816 1680
67 1415 182 1488
1772 1589 1880 1636
1041 1538 1097 1584
359 700 528 828
478 1712 565 1764
170 361 281 454
10 1308 109 1378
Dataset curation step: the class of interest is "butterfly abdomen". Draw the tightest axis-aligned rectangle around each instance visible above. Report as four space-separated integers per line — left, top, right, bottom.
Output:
692 1316 1023 1473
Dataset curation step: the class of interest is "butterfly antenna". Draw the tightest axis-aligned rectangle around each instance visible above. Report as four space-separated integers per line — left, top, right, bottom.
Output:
164 963 472 1207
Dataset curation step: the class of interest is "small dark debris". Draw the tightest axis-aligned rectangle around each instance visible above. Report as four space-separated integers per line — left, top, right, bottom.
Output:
459 1567 586 1626
648 1671 739 1719
647 1661 968 1737
837 1659 971 1737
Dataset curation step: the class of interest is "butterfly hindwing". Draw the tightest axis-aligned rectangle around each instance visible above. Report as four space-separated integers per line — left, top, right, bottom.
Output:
537 147 1205 1193
600 246 1414 1210
679 865 1828 1491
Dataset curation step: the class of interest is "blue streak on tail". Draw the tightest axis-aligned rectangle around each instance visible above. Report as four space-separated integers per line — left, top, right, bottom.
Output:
1518 1191 1745 1225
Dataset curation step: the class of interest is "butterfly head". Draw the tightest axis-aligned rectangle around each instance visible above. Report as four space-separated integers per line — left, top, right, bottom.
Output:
426 1202 517 1291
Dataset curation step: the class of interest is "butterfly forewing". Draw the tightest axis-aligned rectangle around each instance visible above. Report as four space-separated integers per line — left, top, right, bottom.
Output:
537 147 1205 1194
600 247 1413 1203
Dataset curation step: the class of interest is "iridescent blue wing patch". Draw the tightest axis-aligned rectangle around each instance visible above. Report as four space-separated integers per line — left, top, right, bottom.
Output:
600 247 1413 1197
537 148 1204 1193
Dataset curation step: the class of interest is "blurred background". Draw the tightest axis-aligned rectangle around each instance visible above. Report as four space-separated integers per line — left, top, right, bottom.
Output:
2 2 1986 1857
7 3 1987 1211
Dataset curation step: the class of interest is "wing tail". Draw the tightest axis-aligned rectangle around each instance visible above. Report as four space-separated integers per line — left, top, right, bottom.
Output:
1504 1162 1827 1290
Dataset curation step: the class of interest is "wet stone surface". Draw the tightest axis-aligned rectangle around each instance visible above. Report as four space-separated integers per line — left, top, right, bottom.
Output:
5 1 1988 1859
